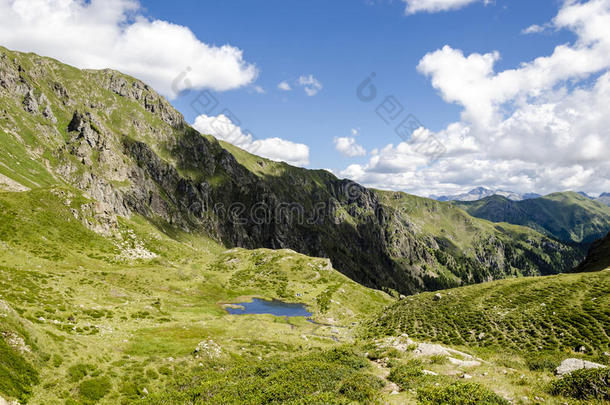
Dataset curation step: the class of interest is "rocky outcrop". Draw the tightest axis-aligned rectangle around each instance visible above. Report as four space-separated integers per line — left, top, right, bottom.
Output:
555 358 606 376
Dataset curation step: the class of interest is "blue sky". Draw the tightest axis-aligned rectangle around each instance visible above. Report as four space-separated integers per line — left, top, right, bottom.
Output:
153 0 572 169
1 0 609 196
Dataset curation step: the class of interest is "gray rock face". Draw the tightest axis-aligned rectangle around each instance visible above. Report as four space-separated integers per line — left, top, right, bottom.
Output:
555 358 606 376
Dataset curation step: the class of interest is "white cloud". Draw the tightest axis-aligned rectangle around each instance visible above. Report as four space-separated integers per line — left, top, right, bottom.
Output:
351 128 359 136
522 24 546 34
253 85 265 94
297 74 323 96
334 137 366 157
403 0 486 15
0 0 257 99
278 81 292 91
340 0 610 196
192 114 309 166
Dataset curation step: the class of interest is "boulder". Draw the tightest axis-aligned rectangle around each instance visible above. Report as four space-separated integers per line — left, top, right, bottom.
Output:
555 358 606 376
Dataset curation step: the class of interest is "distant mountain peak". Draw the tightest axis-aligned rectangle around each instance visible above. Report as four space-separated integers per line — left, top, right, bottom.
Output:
431 187 538 202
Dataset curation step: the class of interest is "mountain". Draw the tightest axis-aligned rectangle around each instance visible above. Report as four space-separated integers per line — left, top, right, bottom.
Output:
454 192 610 244
595 192 610 206
576 233 610 273
432 187 538 202
0 46 606 405
0 46 582 296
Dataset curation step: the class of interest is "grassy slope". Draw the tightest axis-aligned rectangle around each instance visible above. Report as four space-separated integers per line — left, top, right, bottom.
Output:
0 47 607 404
455 192 610 244
366 269 610 356
0 187 391 403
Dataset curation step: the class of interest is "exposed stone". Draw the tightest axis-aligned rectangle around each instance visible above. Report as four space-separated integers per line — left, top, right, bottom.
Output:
555 358 606 376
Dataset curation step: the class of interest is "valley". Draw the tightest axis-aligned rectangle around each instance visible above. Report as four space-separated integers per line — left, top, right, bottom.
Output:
0 46 608 404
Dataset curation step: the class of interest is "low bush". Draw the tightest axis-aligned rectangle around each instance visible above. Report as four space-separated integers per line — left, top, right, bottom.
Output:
67 363 95 382
417 382 510 405
525 353 560 372
387 359 423 390
78 376 112 402
338 373 385 402
548 367 609 400
143 347 377 404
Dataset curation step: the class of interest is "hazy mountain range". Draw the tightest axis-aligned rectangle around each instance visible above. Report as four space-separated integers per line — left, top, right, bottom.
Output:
432 186 610 206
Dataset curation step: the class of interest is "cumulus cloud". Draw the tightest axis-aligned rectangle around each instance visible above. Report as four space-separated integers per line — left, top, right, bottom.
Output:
297 75 323 96
278 81 292 91
340 0 610 196
334 136 366 157
403 0 486 15
0 0 257 98
521 24 547 34
192 114 310 166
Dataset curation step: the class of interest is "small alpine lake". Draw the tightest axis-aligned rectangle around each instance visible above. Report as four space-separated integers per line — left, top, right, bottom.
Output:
224 298 312 317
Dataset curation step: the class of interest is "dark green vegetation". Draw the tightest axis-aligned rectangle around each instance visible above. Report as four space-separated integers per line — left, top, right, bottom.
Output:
548 368 609 401
576 233 610 273
0 46 583 295
145 347 385 404
366 270 610 356
455 193 610 244
417 382 510 405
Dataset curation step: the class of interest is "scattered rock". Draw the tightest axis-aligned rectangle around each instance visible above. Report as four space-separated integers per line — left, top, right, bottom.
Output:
142 388 149 395
422 369 438 376
1 331 30 353
461 373 473 379
555 358 606 376
194 339 222 359
433 293 442 301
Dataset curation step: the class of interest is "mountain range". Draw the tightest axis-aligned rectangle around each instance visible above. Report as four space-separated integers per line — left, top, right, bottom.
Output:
454 192 610 244
433 186 610 206
431 187 540 202
0 46 585 295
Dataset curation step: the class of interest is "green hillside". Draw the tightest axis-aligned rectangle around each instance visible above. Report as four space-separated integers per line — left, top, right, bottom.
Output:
455 192 610 244
0 187 392 403
366 269 610 356
0 46 582 295
1 46 607 404
576 233 610 273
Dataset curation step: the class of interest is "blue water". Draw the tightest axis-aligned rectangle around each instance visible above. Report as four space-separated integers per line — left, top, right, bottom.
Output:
226 298 312 317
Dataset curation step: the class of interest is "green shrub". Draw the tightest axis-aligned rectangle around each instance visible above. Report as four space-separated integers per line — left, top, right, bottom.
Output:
525 354 560 372
387 359 423 390
338 373 385 402
430 355 448 365
548 368 609 400
78 376 112 401
417 382 510 405
67 363 95 382
0 338 39 402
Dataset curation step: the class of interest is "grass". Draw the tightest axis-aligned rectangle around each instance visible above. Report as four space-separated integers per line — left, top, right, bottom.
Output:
366 270 610 357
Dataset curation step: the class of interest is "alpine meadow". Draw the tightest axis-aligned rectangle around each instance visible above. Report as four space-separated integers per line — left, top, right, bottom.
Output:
0 1 609 404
